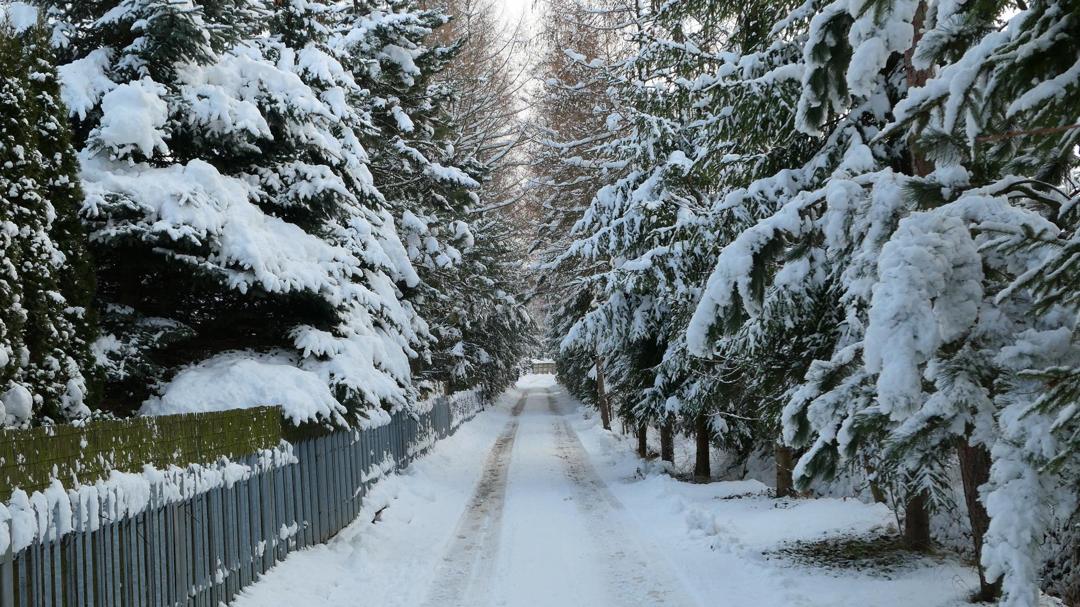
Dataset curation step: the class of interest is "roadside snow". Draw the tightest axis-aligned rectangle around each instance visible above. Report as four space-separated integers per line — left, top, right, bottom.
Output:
570 382 982 607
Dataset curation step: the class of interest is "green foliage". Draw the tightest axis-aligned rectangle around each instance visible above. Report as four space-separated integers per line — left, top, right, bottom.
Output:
0 405 281 497
0 19 99 425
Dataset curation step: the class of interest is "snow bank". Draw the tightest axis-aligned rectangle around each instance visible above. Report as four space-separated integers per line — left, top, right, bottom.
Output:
140 352 348 427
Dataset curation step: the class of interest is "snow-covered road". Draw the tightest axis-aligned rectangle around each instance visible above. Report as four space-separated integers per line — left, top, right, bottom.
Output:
423 384 696 607
233 375 979 607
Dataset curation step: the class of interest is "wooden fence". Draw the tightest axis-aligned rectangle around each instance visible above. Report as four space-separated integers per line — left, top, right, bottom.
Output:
0 390 484 607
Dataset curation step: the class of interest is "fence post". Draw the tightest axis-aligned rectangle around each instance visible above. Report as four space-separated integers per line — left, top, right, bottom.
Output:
1 517 12 607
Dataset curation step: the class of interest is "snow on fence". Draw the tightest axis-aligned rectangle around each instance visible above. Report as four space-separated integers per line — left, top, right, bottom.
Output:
0 389 484 607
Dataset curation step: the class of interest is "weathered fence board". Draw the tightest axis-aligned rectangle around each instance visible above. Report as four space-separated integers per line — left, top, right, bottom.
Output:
0 391 482 607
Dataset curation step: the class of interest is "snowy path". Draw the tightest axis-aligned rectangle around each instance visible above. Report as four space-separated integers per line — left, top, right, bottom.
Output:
426 385 696 607
420 393 526 606
233 376 979 607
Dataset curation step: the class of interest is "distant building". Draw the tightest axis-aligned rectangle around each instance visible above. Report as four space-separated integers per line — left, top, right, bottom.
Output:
530 359 557 375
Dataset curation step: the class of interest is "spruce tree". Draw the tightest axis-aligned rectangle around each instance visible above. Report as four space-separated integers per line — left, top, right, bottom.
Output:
529 0 621 424
42 0 422 422
29 0 532 423
534 0 1077 603
683 0 1078 602
335 0 532 398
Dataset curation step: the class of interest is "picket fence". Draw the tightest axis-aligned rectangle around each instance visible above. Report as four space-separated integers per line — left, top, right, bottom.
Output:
0 390 484 607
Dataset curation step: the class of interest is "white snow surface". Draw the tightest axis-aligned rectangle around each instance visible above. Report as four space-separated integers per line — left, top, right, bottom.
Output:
140 351 347 427
0 384 33 426
93 80 171 157
0 2 37 33
57 49 116 120
232 375 984 607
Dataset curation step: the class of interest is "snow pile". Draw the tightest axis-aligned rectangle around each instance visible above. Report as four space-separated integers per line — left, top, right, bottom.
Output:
140 352 347 427
0 385 33 427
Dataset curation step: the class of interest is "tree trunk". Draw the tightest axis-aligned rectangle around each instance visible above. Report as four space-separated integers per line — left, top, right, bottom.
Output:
694 413 710 481
903 490 932 552
636 424 648 458
957 440 1002 601
899 8 935 554
863 461 888 504
660 420 674 463
775 444 795 498
595 355 611 431
904 3 935 174
868 479 888 504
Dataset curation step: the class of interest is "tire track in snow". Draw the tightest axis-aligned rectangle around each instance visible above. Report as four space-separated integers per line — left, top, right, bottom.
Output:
420 393 528 606
548 393 699 607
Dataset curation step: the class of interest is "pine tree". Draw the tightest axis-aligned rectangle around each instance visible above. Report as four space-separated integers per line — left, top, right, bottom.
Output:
538 0 691 443
683 0 948 547
29 0 531 424
533 0 1077 603
528 0 620 426
882 2 1080 602
0 24 34 426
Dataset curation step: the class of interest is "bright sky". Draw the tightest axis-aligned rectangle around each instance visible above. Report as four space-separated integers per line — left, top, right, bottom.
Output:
497 0 536 30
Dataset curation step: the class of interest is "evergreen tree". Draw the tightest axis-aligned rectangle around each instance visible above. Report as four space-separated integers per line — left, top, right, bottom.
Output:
0 12 98 426
528 0 621 429
684 0 1078 602
0 23 35 427
685 0 947 546
539 0 1077 603
42 0 426 422
336 0 532 398
25 0 531 424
